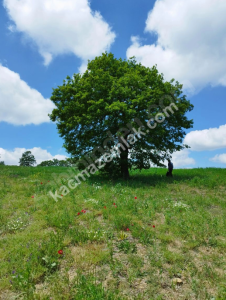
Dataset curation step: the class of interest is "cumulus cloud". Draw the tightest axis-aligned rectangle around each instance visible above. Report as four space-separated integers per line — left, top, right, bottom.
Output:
0 147 68 165
126 0 226 95
0 64 55 125
184 124 226 151
3 0 116 70
149 149 195 168
210 153 226 164
170 149 196 168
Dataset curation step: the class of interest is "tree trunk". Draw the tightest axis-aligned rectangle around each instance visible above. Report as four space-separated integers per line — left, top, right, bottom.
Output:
119 137 130 180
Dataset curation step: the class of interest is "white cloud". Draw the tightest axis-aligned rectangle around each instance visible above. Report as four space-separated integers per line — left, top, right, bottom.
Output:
0 64 55 125
3 0 116 70
149 149 195 168
184 124 226 151
170 149 196 168
126 0 226 95
210 153 226 164
0 147 68 165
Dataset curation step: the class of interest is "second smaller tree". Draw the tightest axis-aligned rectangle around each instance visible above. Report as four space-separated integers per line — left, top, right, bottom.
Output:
0 154 5 165
19 151 36 166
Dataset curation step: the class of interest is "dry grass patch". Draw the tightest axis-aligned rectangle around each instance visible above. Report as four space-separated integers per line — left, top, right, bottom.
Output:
152 212 166 225
69 242 110 270
0 290 20 300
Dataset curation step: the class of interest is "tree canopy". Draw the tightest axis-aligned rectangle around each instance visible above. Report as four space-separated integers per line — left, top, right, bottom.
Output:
19 151 36 167
49 52 193 179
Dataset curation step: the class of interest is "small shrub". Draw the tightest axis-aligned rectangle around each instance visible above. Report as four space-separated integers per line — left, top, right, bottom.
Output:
117 240 137 254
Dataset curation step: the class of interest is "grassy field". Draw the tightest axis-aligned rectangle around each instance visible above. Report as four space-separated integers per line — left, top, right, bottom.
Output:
0 166 226 300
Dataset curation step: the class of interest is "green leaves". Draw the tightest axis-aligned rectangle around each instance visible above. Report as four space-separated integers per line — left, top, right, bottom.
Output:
19 151 36 167
49 52 194 177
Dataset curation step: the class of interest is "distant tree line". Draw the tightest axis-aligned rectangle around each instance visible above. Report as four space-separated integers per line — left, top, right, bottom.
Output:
0 152 74 167
16 151 73 167
37 158 73 167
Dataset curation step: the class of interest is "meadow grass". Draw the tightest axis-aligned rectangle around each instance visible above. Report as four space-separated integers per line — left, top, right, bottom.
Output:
0 165 226 299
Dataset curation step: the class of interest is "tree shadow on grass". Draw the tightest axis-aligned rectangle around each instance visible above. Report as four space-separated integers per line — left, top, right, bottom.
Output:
87 169 199 188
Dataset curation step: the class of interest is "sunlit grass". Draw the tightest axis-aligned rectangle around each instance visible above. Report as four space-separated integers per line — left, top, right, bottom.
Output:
0 165 226 299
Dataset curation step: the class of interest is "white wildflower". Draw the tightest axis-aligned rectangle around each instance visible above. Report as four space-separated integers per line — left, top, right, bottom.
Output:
85 198 98 204
172 201 189 209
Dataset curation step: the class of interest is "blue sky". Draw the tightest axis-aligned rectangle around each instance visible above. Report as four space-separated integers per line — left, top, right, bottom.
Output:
0 0 226 168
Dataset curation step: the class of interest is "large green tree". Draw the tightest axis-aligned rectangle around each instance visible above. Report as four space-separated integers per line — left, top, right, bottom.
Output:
19 151 36 167
49 52 193 179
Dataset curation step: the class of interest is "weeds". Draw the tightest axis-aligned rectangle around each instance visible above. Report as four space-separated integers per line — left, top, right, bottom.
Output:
6 213 30 232
117 240 137 254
